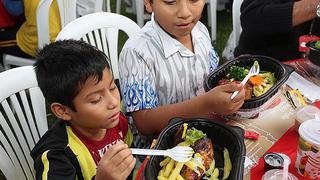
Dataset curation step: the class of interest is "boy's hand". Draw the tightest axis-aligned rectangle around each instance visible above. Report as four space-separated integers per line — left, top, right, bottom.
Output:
206 83 245 114
95 143 136 180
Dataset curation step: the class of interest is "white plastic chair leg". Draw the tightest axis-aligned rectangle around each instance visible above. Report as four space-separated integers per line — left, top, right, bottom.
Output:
207 0 217 42
135 0 144 27
116 0 121 14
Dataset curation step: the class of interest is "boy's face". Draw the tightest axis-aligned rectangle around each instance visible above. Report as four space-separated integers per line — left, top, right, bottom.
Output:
145 0 205 41
67 68 121 132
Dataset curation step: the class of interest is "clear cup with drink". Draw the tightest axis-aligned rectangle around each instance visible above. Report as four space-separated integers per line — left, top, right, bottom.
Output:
295 120 320 179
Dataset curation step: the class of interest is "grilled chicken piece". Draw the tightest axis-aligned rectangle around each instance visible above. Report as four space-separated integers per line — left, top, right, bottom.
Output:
181 166 203 180
181 137 214 179
173 125 184 146
244 83 253 100
193 137 214 170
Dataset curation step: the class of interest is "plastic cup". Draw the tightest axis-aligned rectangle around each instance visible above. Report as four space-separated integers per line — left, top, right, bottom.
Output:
262 169 298 180
294 105 320 132
295 120 320 179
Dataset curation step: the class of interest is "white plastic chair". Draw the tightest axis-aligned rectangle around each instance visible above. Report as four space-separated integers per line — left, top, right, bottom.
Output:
116 0 144 27
56 12 141 80
232 0 243 47
116 0 217 41
206 0 217 42
56 0 77 28
3 0 77 70
76 0 106 16
102 0 111 12
0 66 48 180
221 0 243 60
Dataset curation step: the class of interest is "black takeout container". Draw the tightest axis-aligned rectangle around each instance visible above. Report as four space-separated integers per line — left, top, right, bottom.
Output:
145 118 246 180
306 41 320 67
204 55 294 109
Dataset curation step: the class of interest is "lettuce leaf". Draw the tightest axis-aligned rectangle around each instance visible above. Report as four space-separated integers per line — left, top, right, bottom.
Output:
185 127 206 145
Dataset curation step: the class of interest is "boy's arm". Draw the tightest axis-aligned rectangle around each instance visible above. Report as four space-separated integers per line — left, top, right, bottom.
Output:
292 0 319 26
34 150 77 180
132 84 245 135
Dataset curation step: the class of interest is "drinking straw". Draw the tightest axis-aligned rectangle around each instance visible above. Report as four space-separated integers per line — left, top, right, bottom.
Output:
282 158 289 180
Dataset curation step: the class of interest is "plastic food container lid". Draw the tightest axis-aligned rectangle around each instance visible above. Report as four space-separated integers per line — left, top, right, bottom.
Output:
299 120 320 146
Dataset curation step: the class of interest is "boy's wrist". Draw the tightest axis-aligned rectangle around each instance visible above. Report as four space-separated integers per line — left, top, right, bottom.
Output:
197 92 213 113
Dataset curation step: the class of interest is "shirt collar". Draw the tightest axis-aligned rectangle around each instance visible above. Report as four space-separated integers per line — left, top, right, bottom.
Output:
151 13 200 58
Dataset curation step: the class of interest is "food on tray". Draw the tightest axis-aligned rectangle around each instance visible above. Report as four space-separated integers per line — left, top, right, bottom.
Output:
218 61 276 100
314 41 320 49
157 124 232 180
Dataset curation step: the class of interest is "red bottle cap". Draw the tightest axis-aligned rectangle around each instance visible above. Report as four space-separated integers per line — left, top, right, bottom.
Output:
244 130 260 140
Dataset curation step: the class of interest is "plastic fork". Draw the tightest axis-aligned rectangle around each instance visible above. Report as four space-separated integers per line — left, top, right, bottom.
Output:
130 146 194 162
230 61 260 99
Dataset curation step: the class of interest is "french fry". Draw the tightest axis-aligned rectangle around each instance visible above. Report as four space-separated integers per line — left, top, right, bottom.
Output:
159 169 165 177
181 123 188 139
160 157 171 167
208 168 219 180
176 174 184 180
206 159 215 176
185 160 197 171
164 159 175 177
222 148 232 180
157 176 167 180
168 162 185 180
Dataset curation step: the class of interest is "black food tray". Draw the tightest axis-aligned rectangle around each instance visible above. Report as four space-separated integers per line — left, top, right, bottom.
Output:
204 55 294 109
145 118 246 180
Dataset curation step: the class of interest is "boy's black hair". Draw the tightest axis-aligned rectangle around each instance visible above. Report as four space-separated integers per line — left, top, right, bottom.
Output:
34 39 111 111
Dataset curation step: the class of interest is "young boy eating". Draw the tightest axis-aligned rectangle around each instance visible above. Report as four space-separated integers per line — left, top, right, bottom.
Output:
31 40 135 180
119 0 245 137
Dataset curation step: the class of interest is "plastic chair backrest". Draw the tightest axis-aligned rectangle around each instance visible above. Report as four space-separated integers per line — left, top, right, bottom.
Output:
232 0 243 47
56 12 141 80
0 66 48 180
56 0 77 27
37 0 77 48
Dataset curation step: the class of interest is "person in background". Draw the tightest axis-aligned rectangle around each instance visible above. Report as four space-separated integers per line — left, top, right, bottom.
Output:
119 0 245 141
17 0 61 57
0 0 24 69
31 40 135 180
1 0 61 64
235 0 320 61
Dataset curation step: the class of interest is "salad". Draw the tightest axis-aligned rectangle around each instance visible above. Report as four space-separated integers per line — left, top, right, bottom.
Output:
219 60 276 99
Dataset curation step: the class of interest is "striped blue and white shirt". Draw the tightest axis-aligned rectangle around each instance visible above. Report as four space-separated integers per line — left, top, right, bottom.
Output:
119 14 219 113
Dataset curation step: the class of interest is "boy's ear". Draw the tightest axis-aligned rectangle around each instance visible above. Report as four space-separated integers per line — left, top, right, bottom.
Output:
144 0 153 13
50 103 72 121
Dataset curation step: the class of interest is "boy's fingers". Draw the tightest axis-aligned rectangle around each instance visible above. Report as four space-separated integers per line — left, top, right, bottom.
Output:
118 154 135 171
111 148 133 166
233 100 244 112
120 158 136 179
102 143 128 161
231 89 245 102
220 83 243 93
